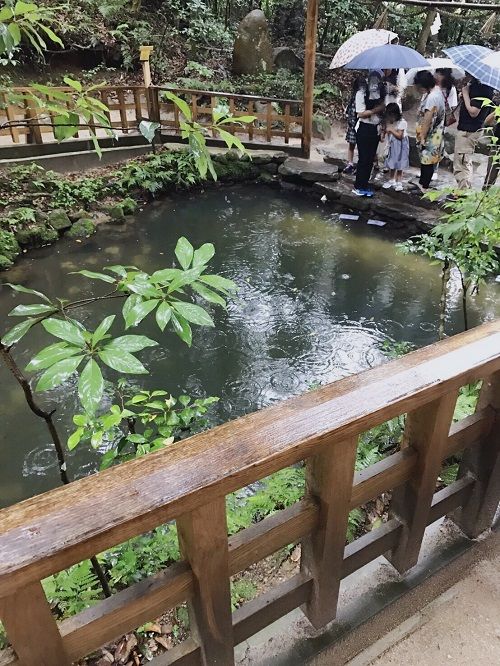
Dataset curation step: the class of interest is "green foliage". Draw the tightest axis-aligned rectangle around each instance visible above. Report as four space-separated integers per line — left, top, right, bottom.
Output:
379 339 416 360
231 579 257 610
454 382 481 422
0 0 63 62
0 229 20 261
43 560 102 617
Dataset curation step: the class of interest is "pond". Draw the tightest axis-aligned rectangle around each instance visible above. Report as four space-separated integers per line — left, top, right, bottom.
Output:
1 184 499 508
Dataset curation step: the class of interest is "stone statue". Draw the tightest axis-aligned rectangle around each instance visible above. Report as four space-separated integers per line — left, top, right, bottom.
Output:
232 10 274 76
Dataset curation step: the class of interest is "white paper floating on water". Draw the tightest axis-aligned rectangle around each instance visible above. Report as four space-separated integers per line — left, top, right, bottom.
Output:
339 213 359 221
367 219 386 227
320 195 327 202
496 275 500 283
341 274 350 280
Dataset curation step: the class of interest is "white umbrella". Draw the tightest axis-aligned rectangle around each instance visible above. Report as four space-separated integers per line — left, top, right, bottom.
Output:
482 51 500 69
329 29 398 69
405 57 465 85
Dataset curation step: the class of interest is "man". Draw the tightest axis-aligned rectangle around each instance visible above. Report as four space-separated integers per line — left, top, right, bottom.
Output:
453 76 494 189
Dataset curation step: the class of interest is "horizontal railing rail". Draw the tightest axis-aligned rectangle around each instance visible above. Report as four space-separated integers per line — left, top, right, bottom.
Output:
0 320 499 665
0 85 304 153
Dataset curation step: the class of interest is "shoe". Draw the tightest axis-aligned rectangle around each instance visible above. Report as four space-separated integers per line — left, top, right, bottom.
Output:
382 180 396 189
343 163 355 175
363 189 374 197
394 182 403 192
352 188 366 197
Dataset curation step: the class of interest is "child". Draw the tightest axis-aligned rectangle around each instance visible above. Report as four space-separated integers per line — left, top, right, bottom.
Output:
382 102 409 192
344 76 365 175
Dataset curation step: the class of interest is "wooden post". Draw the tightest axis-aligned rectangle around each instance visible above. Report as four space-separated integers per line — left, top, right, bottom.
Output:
177 498 234 665
301 437 358 628
452 372 500 537
140 45 154 88
24 97 43 144
302 0 319 159
0 582 70 665
387 392 458 573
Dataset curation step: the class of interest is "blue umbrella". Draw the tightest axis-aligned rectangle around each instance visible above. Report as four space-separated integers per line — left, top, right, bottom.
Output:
344 44 429 70
444 45 500 90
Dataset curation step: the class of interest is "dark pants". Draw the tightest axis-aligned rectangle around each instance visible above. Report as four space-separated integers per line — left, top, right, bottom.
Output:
355 122 379 190
419 163 435 189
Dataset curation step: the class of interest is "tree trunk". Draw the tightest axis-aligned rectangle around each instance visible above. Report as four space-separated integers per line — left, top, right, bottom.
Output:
416 9 437 54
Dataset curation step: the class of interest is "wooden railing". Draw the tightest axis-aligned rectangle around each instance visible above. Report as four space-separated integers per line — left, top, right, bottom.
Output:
0 86 304 153
0 321 499 665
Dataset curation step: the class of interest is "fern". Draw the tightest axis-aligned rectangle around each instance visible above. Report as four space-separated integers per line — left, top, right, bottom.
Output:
43 560 102 617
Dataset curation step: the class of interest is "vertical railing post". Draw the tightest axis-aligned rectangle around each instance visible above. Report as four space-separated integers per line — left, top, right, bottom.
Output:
177 497 234 665
452 372 500 537
387 392 458 573
0 582 70 665
302 0 319 158
301 437 358 628
24 96 43 144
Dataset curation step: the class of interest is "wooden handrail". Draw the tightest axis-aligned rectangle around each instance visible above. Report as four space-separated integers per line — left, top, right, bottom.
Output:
0 321 499 595
156 86 303 106
0 321 499 665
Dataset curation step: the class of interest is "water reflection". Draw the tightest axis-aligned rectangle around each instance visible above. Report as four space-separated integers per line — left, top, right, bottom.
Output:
0 185 498 507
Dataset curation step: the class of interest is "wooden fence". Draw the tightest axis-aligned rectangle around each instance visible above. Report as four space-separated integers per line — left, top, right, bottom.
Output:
0 85 305 154
0 321 499 665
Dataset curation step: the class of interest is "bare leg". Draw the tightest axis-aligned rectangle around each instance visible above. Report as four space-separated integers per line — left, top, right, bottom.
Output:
395 169 402 182
347 142 355 164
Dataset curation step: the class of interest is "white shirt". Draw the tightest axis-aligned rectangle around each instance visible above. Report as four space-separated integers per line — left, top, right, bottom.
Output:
388 118 408 137
355 89 381 126
445 86 458 110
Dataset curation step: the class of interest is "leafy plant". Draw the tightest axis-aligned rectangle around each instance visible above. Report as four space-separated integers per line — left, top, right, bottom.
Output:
0 0 63 62
43 560 102 617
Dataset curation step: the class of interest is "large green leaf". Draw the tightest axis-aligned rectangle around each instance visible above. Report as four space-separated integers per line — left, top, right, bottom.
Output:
192 243 215 268
53 112 80 142
192 282 226 307
98 348 147 374
35 355 84 392
5 283 51 303
92 315 115 346
1 317 38 346
171 312 192 346
151 268 182 284
164 91 192 122
106 335 158 352
167 267 203 293
198 274 237 292
8 303 56 317
73 270 116 283
124 298 160 329
175 237 194 270
78 358 104 415
172 302 214 327
155 301 172 331
67 427 84 451
26 342 81 372
42 318 86 346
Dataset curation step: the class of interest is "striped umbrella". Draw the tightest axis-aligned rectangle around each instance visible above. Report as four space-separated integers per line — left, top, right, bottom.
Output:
444 45 500 90
329 29 398 69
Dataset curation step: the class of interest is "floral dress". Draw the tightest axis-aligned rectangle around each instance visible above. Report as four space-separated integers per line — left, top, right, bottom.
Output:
415 88 445 166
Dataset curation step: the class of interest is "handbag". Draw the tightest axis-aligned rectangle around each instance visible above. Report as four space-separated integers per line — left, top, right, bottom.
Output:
442 90 457 127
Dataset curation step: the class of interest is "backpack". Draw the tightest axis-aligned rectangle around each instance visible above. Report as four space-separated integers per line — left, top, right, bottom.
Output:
442 90 457 127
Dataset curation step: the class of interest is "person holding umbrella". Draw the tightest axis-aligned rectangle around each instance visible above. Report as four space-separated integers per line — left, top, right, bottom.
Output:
454 76 494 189
444 45 499 189
352 70 386 197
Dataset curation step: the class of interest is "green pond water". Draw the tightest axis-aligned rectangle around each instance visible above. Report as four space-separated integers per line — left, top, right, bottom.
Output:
1 185 499 508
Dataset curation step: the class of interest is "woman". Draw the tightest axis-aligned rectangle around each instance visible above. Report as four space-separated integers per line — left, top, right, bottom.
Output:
344 76 366 175
352 70 386 197
435 68 458 115
413 70 445 194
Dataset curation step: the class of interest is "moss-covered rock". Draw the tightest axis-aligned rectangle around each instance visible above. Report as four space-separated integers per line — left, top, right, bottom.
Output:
0 254 13 270
0 230 20 262
69 208 89 222
66 218 96 239
15 224 59 248
212 155 260 182
106 204 126 223
120 197 138 214
48 209 72 232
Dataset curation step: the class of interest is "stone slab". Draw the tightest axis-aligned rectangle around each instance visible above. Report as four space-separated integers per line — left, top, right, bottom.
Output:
279 157 339 182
